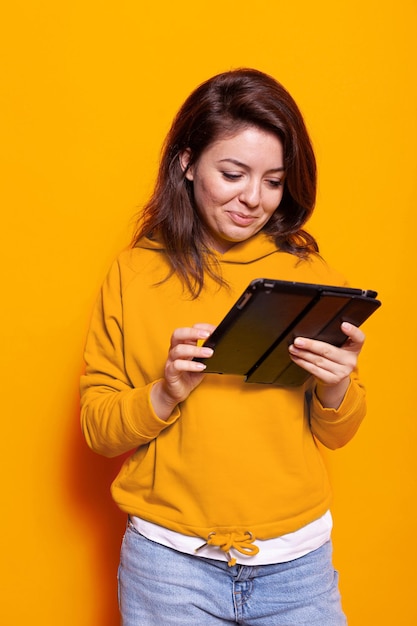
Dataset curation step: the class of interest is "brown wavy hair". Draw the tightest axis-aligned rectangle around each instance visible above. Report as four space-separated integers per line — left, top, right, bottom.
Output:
132 68 319 297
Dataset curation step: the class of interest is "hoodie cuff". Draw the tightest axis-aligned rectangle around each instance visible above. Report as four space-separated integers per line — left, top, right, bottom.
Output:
312 377 365 423
123 380 181 442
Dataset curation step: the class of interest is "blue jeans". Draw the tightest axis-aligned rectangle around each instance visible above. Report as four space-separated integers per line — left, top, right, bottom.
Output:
118 520 347 625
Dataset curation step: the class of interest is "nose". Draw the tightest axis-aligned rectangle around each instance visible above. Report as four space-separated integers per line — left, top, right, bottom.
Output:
239 179 261 208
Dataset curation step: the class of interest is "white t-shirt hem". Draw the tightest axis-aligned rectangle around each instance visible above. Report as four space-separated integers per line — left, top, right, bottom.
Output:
129 510 333 566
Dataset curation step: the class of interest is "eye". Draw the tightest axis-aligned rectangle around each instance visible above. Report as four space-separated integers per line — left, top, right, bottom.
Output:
222 171 243 181
266 179 283 188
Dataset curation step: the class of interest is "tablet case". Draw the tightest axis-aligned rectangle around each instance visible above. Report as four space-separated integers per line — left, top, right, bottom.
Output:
195 278 381 386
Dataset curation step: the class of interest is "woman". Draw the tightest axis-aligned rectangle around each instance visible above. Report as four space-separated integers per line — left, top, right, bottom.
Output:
81 68 366 625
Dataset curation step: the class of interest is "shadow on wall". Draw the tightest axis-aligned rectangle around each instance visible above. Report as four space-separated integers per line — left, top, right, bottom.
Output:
66 388 128 626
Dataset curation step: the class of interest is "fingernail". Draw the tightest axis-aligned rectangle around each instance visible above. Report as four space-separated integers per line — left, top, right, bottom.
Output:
201 348 214 357
294 337 305 347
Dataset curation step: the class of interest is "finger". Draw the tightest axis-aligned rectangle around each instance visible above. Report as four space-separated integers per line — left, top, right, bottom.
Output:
340 322 365 349
290 337 342 364
170 326 212 348
169 343 214 362
193 322 216 334
291 322 365 360
289 335 358 368
288 346 350 384
289 347 346 374
166 357 209 374
165 348 213 383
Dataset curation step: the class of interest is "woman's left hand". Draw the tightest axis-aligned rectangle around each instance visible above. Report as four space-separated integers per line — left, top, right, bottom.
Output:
288 322 365 408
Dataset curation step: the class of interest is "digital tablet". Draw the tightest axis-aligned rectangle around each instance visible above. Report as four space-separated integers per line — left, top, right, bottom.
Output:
194 278 381 386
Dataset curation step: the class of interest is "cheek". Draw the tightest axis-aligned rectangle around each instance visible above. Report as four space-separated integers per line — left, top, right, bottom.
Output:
264 193 283 217
272 186 285 209
195 177 230 210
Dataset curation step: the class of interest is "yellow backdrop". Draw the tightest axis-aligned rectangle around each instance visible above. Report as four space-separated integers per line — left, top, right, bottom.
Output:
1 1 416 624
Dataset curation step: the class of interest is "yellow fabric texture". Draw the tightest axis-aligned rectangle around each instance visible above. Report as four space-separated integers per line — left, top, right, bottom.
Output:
195 530 259 566
80 232 366 546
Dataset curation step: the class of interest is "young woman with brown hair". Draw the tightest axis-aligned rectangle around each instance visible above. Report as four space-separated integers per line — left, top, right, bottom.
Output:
81 68 365 625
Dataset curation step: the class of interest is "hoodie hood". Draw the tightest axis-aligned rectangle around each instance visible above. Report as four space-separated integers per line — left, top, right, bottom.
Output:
136 232 280 266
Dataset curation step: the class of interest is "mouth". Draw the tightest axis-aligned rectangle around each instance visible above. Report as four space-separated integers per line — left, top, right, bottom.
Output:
227 211 257 226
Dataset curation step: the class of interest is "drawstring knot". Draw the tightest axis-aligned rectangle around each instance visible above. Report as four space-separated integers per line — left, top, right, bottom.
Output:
195 530 259 567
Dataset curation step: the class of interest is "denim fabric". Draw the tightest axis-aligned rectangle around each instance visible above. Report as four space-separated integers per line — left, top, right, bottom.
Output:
118 520 347 625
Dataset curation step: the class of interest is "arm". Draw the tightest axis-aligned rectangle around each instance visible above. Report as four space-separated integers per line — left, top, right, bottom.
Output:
289 322 367 449
150 324 215 420
80 260 173 457
80 260 215 457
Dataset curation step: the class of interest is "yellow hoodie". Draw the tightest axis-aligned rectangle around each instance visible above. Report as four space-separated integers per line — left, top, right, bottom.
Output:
80 232 366 548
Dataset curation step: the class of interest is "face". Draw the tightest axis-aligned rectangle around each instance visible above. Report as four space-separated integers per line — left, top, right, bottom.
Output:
182 126 285 253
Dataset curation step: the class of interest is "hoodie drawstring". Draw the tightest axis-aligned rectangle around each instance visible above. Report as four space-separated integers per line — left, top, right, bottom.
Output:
195 530 259 567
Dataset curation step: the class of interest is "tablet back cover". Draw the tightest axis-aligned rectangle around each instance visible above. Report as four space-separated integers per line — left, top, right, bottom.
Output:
246 292 381 385
198 279 381 385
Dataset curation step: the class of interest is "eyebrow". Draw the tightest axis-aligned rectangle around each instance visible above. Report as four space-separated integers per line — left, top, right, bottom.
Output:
218 158 285 172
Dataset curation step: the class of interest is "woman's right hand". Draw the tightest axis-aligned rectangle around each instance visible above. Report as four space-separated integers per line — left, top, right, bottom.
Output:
150 323 216 421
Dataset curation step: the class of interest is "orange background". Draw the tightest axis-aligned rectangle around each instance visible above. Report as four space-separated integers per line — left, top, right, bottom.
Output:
1 1 416 624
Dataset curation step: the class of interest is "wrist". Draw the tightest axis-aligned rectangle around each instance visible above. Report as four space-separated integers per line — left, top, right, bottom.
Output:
315 376 351 410
150 380 179 421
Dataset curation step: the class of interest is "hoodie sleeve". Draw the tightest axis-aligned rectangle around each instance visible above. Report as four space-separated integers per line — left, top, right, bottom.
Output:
80 259 180 458
309 371 366 450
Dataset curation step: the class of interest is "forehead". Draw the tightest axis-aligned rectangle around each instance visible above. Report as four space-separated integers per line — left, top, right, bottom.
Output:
203 126 284 162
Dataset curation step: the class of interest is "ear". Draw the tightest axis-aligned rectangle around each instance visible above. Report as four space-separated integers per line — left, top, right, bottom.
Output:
179 149 194 181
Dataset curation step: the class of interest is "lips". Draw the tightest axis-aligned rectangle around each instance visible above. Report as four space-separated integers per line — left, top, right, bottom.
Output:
227 211 257 226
